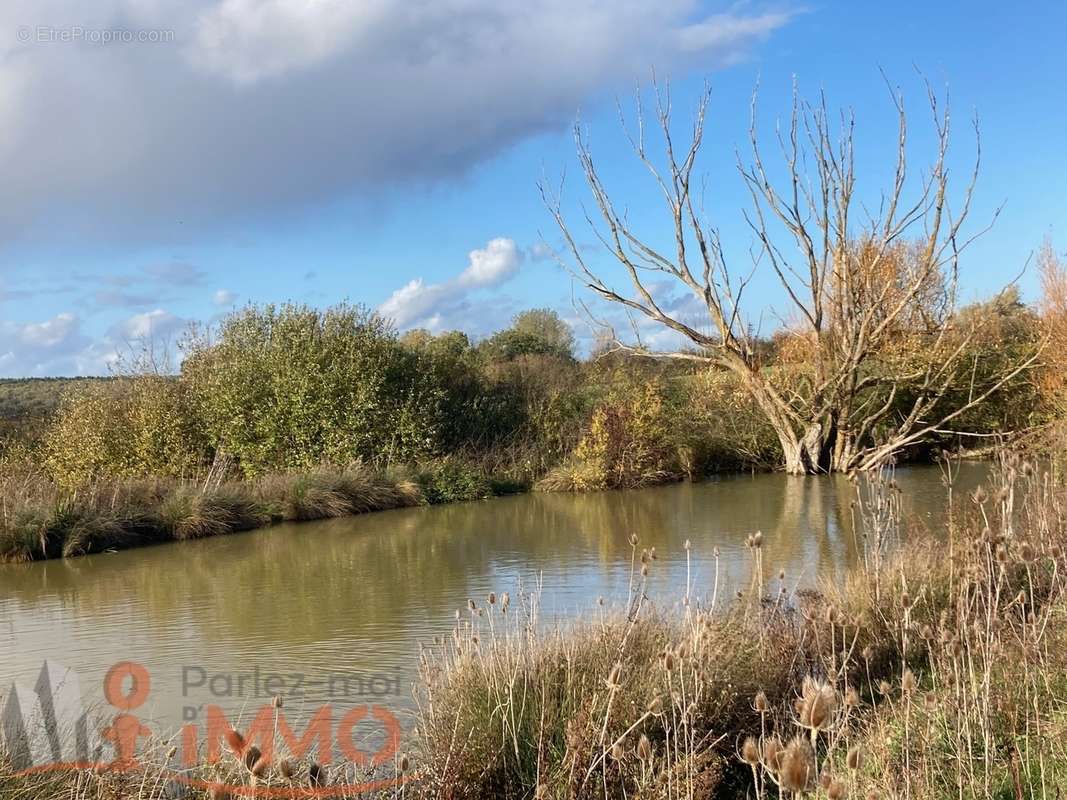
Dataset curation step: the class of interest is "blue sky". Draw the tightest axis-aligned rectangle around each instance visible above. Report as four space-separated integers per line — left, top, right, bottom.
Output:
0 0 1064 376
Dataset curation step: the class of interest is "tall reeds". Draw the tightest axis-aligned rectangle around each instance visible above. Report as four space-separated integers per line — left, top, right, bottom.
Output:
0 460 424 563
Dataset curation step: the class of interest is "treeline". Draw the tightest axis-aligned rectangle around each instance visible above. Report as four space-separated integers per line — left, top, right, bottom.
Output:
1 286 1042 498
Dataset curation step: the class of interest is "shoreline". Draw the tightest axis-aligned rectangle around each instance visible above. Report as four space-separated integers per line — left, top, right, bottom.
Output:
0 456 978 566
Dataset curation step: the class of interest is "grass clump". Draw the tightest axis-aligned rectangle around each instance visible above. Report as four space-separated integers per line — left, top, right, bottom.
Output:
0 459 424 563
256 464 423 522
160 486 271 539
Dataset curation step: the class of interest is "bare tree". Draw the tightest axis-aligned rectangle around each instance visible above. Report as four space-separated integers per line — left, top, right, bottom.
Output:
542 77 1041 474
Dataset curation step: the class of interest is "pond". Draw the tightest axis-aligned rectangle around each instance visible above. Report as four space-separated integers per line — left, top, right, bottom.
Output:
0 463 985 745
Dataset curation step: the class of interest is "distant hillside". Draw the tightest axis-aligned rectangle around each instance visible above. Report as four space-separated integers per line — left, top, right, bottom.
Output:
0 377 110 422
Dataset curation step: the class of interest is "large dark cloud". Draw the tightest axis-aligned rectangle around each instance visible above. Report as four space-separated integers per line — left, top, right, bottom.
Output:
0 0 792 246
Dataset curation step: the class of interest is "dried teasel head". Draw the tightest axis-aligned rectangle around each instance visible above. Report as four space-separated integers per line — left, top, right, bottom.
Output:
740 736 760 765
778 737 815 792
611 742 625 761
846 745 863 771
278 760 294 779
752 531 763 548
818 769 832 790
251 755 269 778
844 687 860 708
877 680 892 697
636 734 652 762
399 754 410 773
762 736 783 773
308 762 326 788
1018 543 1035 563
972 486 988 504
797 677 837 731
901 669 917 693
827 778 847 800
662 649 675 673
242 745 262 772
606 662 623 691
487 592 496 605
224 729 245 755
647 695 664 715
753 690 768 713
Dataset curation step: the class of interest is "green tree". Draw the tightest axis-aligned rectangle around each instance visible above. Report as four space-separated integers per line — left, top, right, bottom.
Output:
480 309 575 361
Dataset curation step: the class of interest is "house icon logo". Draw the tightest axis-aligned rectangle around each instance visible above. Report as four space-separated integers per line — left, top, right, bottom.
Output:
1 659 111 772
2 659 408 795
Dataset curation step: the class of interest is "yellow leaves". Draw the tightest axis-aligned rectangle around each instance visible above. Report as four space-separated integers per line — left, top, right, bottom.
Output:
567 379 674 490
43 376 205 489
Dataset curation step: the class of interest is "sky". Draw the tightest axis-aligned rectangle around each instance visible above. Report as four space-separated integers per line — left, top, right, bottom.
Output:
0 0 1064 376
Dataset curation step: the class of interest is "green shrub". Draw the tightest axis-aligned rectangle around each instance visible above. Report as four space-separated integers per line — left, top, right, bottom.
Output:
42 376 208 488
417 460 493 504
182 304 445 476
539 379 679 491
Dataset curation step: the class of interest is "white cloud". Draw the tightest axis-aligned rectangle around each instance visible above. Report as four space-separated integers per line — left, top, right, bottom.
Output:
456 238 523 288
0 0 794 245
0 312 92 375
0 306 193 376
528 242 556 262
190 0 392 85
213 288 238 305
117 308 185 340
379 237 523 330
14 312 79 348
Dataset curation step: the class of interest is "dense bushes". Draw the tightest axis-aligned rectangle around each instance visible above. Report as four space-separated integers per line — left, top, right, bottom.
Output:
182 304 444 475
538 378 677 490
13 286 1054 505
43 375 206 487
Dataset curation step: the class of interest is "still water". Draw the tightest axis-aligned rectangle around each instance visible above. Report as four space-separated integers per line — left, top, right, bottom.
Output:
0 464 984 741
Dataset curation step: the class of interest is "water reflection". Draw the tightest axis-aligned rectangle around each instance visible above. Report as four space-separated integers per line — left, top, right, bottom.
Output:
0 463 983 733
